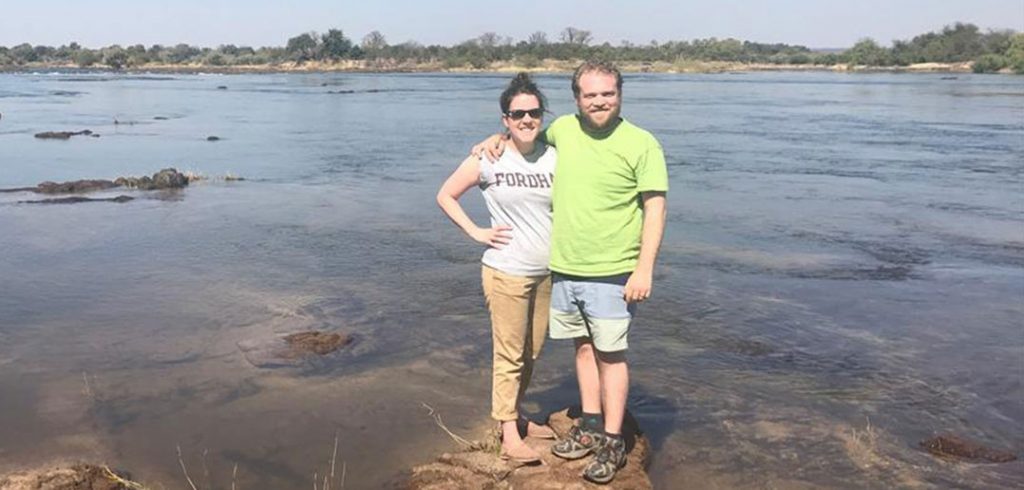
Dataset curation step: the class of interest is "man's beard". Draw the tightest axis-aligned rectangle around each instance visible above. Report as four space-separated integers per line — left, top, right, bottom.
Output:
580 106 621 131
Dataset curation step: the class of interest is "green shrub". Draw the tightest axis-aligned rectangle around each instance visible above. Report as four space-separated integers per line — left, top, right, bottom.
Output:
972 54 1007 73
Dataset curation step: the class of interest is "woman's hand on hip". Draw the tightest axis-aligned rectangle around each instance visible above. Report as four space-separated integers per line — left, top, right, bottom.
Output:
471 225 512 248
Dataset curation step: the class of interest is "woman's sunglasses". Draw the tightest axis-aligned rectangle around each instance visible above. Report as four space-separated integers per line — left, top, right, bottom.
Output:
504 108 544 120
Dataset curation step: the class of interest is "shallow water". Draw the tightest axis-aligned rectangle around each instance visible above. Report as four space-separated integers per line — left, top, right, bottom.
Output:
0 71 1022 488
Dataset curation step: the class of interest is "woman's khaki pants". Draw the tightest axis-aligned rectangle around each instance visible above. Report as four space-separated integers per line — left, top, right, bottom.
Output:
481 265 552 421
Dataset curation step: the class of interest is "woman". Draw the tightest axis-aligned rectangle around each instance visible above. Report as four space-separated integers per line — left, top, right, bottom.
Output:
436 73 557 463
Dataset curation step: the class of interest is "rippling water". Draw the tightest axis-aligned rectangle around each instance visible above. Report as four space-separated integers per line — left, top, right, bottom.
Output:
0 71 1021 488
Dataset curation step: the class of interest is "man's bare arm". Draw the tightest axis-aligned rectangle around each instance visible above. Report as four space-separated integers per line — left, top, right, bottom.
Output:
469 133 508 162
624 191 666 303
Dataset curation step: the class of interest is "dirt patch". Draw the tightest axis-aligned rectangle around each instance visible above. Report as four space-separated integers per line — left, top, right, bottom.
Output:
403 408 652 489
920 434 1017 463
0 463 140 490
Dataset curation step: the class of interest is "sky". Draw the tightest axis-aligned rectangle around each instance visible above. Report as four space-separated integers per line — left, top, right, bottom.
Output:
2 0 1021 49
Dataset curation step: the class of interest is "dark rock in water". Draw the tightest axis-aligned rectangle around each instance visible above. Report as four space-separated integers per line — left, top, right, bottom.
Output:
404 408 653 489
1 169 189 195
36 179 119 194
152 168 189 188
207 135 221 141
920 434 1017 463
19 195 134 205
283 331 352 357
34 129 94 140
114 168 190 190
154 116 169 120
238 330 354 368
217 85 228 90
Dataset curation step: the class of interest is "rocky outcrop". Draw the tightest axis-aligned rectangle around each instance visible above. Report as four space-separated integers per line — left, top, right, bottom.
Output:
404 408 653 489
0 463 139 490
114 168 190 190
1 169 192 196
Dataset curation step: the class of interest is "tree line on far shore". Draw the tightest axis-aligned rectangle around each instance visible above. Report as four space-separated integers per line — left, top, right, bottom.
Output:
1 23 1021 73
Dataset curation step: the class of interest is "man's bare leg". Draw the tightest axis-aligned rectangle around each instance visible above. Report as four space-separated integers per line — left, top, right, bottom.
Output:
595 350 628 434
575 338 602 415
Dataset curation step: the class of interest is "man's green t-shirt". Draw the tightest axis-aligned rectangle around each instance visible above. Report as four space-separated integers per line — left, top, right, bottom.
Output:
544 114 668 277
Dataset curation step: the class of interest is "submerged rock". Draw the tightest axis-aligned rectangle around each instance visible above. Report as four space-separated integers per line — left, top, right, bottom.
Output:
238 330 354 368
404 408 653 489
19 195 134 205
34 129 95 140
35 179 120 194
0 463 139 490
206 135 221 141
283 331 352 357
920 434 1017 463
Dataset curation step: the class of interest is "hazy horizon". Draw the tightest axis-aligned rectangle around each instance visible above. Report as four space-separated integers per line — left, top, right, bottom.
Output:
2 0 1021 50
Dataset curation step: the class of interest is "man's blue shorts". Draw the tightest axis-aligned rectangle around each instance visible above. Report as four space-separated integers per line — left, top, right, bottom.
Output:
548 272 636 352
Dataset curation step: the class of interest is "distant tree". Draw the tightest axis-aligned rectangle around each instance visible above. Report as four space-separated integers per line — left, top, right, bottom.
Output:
33 45 56 62
124 44 148 65
218 44 241 56
103 48 129 70
561 27 592 45
166 43 200 63
286 32 319 62
528 31 548 45
362 30 387 52
74 50 101 67
972 54 1007 73
11 43 38 63
320 28 352 60
845 38 891 65
477 32 500 48
1006 33 1024 73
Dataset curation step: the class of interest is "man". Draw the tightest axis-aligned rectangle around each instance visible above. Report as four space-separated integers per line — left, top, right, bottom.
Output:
479 60 667 484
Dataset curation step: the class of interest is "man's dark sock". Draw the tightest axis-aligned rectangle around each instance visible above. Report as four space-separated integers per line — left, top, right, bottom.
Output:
581 412 603 431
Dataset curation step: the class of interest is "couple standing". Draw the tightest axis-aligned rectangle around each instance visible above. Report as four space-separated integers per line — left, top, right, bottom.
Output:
436 61 667 484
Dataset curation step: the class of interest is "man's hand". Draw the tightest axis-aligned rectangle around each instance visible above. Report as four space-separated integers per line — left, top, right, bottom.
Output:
624 269 652 303
469 225 512 248
470 133 508 162
625 191 666 304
